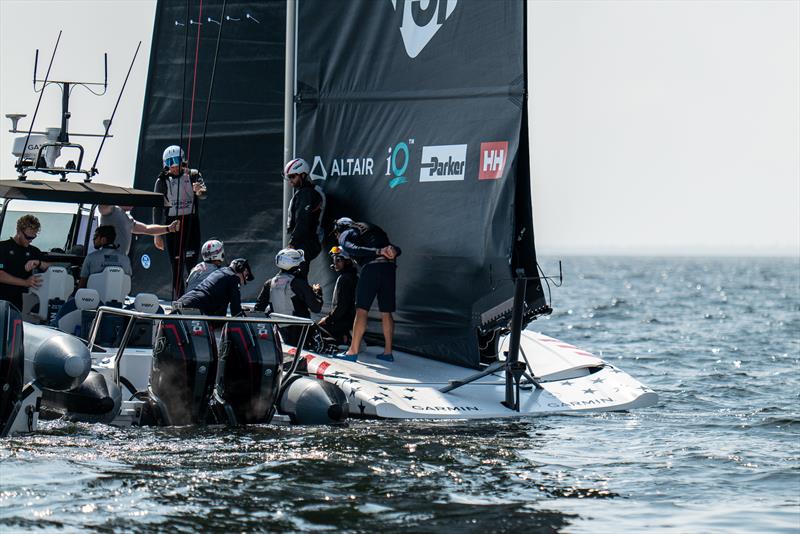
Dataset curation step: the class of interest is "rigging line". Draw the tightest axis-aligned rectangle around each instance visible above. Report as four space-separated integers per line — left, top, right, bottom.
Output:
174 0 204 300
17 31 62 173
196 0 227 171
90 41 142 178
179 0 190 149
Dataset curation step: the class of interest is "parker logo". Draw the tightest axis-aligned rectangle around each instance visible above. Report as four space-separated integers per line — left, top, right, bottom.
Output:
478 141 508 180
390 0 458 59
419 144 467 182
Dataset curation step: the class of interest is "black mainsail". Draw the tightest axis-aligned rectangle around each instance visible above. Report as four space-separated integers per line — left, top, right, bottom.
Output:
294 0 547 368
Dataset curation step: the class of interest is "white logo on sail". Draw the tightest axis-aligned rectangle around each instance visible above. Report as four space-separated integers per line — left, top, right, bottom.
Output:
310 155 328 181
390 0 458 59
419 144 467 182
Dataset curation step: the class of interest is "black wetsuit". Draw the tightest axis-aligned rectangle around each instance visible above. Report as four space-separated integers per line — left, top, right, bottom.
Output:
319 265 358 343
0 238 43 311
254 268 322 346
338 222 401 313
154 168 205 297
287 181 324 276
176 266 242 316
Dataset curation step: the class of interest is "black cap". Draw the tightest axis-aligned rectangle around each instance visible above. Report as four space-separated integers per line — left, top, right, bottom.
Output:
230 258 255 281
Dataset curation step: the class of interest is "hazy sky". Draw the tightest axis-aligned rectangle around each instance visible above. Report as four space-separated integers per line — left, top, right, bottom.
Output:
1 0 798 256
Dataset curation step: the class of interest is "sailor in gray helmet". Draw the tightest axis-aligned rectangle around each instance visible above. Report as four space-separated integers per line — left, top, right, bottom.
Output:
284 158 326 277
185 239 224 293
254 248 322 346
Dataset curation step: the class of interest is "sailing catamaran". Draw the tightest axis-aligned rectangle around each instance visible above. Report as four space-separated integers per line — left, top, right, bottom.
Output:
1 0 656 435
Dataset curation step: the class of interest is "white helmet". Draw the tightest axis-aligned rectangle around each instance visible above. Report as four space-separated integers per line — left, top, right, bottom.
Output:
201 239 224 262
283 158 310 178
162 145 185 167
276 248 305 270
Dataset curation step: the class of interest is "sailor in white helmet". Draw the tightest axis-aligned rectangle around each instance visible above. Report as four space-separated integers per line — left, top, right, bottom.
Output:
284 158 325 277
153 145 208 298
185 239 225 293
254 247 322 346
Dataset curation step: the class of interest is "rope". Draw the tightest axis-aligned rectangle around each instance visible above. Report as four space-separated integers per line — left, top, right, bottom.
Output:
173 0 204 300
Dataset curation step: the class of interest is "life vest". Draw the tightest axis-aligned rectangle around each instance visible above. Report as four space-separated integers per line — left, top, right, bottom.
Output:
164 171 195 216
269 271 296 315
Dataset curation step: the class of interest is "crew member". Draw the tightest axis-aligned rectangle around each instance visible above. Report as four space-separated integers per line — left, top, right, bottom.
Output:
0 215 51 311
98 205 179 255
284 158 325 276
254 248 323 346
175 258 254 317
185 239 225 292
78 225 132 288
333 217 401 362
153 145 207 298
317 246 358 346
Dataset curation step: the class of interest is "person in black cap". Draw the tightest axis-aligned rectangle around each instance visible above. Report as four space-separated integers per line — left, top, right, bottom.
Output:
175 258 253 316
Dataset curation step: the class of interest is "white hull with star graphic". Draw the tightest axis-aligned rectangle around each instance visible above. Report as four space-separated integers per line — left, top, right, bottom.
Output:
288 330 658 419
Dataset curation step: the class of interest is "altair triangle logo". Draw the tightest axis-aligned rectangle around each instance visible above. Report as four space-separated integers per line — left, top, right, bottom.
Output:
390 0 458 59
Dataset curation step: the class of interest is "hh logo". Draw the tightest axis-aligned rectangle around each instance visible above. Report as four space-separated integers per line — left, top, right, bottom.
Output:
390 0 458 59
479 141 508 180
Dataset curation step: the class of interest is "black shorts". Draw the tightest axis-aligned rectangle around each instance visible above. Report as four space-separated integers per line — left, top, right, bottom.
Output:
356 262 396 313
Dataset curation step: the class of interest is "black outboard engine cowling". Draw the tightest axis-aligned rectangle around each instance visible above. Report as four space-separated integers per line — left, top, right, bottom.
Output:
209 318 283 425
0 301 25 436
147 315 216 426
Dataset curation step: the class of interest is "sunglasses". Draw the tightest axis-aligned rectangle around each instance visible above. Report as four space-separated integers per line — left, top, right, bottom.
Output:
22 231 37 241
165 156 183 167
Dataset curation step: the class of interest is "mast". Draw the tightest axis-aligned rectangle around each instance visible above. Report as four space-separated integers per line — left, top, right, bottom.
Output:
282 0 297 247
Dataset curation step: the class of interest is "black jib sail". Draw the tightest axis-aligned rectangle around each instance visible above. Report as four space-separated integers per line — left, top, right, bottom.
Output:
294 0 548 368
131 0 286 298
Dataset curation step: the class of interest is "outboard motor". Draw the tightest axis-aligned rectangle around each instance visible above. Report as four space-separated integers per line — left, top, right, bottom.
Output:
0 301 27 436
146 313 215 426
209 317 283 426
279 375 349 425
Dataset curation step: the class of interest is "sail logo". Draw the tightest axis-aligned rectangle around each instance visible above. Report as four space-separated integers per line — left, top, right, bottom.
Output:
478 141 508 180
390 0 458 59
386 139 414 188
419 144 467 182
310 155 375 180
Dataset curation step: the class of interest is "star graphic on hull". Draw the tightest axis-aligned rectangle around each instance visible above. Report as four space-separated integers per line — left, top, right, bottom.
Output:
405 388 417 392
403 395 415 401
561 381 573 386
358 402 366 415
592 377 605 384
371 396 383 402
349 389 356 399
583 388 596 394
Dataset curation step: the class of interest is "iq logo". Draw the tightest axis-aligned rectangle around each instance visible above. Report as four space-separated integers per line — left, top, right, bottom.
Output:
141 254 151 269
386 139 414 189
478 141 508 180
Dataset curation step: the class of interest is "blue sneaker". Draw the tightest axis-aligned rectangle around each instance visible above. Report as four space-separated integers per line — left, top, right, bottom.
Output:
333 352 358 362
377 353 394 362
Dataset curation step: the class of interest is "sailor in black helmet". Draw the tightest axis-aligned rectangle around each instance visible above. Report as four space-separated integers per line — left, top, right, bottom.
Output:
332 217 401 362
175 258 253 317
153 145 208 298
284 158 325 277
254 248 323 346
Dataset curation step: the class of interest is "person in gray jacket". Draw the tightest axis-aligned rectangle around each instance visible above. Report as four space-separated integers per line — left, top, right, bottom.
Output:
254 248 322 346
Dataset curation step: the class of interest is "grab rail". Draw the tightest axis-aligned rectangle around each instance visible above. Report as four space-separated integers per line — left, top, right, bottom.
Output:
87 306 314 386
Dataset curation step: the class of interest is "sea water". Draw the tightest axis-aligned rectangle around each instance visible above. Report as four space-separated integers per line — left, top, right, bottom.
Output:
0 257 797 532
